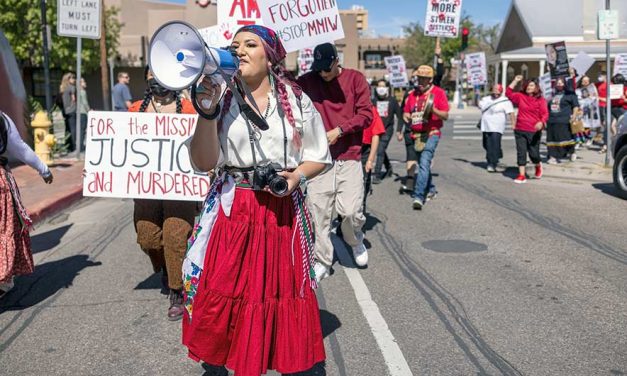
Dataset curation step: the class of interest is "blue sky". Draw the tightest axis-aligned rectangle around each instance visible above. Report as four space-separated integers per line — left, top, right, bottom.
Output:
340 0 512 37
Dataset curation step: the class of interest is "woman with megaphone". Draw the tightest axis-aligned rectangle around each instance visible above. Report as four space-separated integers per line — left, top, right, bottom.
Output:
181 25 331 375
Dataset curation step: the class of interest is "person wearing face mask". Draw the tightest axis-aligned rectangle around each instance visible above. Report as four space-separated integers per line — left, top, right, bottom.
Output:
372 79 401 183
507 75 549 183
546 70 579 164
479 84 515 172
128 66 200 321
401 65 449 210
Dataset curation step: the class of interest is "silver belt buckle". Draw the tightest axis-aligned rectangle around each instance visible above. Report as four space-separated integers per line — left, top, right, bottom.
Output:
231 171 244 184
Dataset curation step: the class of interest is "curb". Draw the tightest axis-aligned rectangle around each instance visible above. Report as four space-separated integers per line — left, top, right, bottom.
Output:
29 185 84 225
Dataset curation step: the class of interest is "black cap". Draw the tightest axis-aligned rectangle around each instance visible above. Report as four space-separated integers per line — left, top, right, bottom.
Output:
311 43 338 72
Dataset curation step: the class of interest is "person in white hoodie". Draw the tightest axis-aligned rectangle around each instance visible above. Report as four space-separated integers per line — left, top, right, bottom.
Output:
0 111 53 297
479 84 515 172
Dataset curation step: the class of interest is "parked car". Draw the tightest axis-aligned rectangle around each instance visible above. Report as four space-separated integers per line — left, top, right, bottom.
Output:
613 114 627 199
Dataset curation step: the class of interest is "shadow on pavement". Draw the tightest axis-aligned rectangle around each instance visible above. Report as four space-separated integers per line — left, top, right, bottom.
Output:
30 224 73 254
452 157 519 179
319 309 341 338
0 255 101 312
592 182 625 200
134 271 169 295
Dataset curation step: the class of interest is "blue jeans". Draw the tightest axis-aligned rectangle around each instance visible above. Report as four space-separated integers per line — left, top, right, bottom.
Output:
413 135 440 202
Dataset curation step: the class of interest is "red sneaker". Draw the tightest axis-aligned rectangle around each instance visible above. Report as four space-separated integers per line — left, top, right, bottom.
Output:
514 174 527 184
535 164 543 179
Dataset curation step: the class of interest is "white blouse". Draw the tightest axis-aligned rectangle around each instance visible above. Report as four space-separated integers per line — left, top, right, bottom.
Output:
1 112 50 177
217 86 331 169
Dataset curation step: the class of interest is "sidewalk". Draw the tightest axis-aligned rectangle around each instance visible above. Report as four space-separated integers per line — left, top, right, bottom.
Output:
540 146 613 182
11 158 84 224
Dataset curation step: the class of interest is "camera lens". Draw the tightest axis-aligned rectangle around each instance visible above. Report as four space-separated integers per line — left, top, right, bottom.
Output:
269 176 288 196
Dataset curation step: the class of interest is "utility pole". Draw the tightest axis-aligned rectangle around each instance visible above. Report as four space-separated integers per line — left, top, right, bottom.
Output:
40 0 52 113
604 0 612 167
99 0 110 111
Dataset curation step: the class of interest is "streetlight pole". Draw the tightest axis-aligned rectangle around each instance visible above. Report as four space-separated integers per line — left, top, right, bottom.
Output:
39 0 52 113
605 0 612 167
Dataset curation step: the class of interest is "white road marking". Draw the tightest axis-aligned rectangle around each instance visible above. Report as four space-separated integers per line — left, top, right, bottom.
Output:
453 136 514 140
332 237 413 376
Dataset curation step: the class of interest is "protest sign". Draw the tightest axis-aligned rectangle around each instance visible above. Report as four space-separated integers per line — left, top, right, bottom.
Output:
83 111 210 201
610 84 624 100
384 55 409 88
465 52 487 85
539 72 553 100
297 48 314 76
570 51 595 77
218 0 264 26
257 0 344 53
424 0 463 38
198 21 237 47
545 41 569 78
613 53 627 77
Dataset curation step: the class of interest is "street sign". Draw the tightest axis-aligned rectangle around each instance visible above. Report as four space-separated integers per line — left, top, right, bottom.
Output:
57 0 101 39
597 10 619 40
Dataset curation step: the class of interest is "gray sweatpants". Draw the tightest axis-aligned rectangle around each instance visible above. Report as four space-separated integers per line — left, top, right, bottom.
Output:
306 160 366 268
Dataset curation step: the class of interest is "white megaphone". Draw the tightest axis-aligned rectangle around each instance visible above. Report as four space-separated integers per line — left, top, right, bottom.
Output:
148 21 239 91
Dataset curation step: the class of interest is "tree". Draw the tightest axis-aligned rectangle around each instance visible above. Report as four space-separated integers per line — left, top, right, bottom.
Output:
0 0 122 73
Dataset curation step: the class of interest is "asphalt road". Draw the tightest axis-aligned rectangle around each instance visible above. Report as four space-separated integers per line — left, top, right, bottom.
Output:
1 109 626 376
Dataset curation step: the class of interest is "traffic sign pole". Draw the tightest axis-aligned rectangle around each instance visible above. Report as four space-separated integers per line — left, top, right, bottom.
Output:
76 37 82 159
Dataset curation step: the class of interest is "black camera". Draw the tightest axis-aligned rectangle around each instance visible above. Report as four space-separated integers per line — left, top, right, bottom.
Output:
253 163 289 196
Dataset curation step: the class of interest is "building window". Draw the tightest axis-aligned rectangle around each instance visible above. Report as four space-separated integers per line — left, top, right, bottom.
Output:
364 51 391 70
521 64 529 80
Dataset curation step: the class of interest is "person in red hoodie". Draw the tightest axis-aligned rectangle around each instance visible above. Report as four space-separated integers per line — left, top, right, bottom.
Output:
298 43 373 278
506 75 549 184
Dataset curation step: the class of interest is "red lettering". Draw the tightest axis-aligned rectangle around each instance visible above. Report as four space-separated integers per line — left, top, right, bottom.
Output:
247 0 260 18
155 115 167 136
182 174 192 196
127 171 141 194
229 0 245 17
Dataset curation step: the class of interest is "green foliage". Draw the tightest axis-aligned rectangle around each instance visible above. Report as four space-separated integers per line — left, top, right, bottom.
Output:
0 0 122 73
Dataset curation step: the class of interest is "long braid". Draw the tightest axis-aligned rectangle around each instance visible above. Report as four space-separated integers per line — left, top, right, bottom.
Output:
138 89 152 112
271 65 302 149
217 89 233 131
175 92 182 114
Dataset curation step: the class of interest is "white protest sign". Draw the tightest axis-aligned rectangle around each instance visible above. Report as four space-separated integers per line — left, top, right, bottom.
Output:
424 0 463 38
384 55 409 88
610 84 624 100
539 72 553 100
258 0 345 53
218 0 264 26
570 51 595 77
298 48 315 76
465 52 487 85
613 53 627 77
57 0 101 39
198 22 238 47
83 112 210 201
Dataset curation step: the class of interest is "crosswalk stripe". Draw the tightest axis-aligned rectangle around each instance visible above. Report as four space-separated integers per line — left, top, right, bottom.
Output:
453 136 515 140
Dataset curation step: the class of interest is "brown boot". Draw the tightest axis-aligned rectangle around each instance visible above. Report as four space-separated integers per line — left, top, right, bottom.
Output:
167 289 184 321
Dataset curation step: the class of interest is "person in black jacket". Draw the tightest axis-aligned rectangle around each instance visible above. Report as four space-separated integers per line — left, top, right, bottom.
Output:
546 69 580 163
372 79 402 183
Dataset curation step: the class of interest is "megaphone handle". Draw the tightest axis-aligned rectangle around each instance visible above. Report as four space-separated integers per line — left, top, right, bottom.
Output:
191 83 221 120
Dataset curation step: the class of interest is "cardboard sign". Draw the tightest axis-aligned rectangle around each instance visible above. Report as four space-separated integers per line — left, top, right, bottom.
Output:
465 52 486 85
198 22 238 47
613 53 627 77
539 72 553 100
83 111 210 201
424 0 463 38
257 0 345 53
545 41 569 78
384 55 409 88
570 51 595 78
610 84 624 100
218 0 264 26
297 48 314 76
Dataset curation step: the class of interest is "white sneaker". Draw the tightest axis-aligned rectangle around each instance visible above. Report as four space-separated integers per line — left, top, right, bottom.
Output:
313 262 330 283
352 232 368 267
547 157 558 165
570 153 577 162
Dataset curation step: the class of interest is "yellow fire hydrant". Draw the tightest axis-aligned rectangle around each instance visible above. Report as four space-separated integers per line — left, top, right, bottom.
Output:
31 111 56 166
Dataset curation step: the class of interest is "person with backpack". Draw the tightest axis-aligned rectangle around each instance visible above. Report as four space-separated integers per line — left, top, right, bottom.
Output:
479 84 515 172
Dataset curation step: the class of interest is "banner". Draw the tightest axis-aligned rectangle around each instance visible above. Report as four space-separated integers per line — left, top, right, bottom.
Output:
218 0 264 26
465 52 486 85
198 21 238 47
539 72 553 100
424 0 463 38
384 55 409 88
83 111 210 201
613 53 627 77
545 41 569 78
297 48 314 76
258 0 345 53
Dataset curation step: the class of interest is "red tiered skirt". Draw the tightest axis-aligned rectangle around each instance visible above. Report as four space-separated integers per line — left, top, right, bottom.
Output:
182 187 325 375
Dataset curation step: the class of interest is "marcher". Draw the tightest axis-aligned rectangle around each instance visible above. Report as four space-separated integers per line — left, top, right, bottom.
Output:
597 73 626 153
56 73 73 152
371 79 401 183
182 25 330 375
575 76 600 147
546 73 579 164
479 84 515 172
0 111 53 297
61 72 79 151
361 106 385 212
297 42 372 276
402 65 449 210
76 77 89 152
506 75 548 183
129 67 200 321
112 71 132 111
